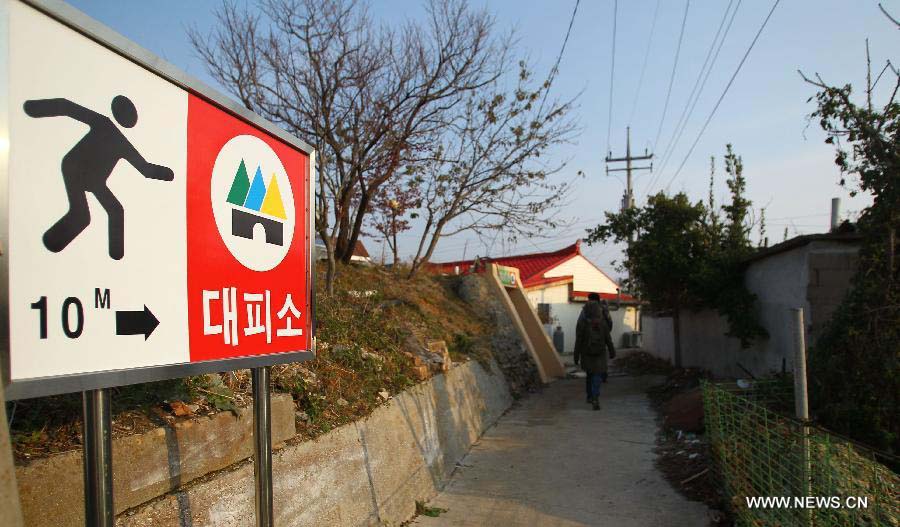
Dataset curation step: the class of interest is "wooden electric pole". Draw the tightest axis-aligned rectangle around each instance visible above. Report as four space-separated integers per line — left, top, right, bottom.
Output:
605 127 653 212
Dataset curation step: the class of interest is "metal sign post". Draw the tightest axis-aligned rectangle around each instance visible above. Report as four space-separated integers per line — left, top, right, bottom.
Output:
252 366 274 526
82 388 114 527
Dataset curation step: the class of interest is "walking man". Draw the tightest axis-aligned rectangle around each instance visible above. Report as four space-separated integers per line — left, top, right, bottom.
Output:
574 293 616 410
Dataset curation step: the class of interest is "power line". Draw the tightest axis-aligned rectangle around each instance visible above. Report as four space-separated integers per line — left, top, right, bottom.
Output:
653 0 690 151
657 0 735 175
664 0 782 191
645 0 741 196
606 0 618 153
539 0 581 113
629 0 661 126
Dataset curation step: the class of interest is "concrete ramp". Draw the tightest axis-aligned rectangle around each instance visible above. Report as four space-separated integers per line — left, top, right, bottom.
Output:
487 264 566 382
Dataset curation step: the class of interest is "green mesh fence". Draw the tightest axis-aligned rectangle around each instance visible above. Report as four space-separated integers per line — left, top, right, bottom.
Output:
702 380 900 527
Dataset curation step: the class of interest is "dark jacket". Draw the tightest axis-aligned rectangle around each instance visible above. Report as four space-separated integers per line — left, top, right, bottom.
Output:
574 301 616 374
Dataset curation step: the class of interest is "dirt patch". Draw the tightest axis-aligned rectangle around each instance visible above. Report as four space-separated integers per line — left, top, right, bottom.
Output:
655 429 731 526
612 351 674 376
646 367 733 526
663 388 704 433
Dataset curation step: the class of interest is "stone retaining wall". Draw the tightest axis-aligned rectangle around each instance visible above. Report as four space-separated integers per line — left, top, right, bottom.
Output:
16 359 512 526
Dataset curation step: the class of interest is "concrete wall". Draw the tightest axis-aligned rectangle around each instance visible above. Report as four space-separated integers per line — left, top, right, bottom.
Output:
806 249 859 342
641 315 674 364
15 360 511 527
16 394 298 527
120 360 511 526
638 240 859 378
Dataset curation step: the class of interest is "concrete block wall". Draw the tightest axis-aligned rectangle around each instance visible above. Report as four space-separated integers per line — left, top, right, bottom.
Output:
15 360 512 527
120 360 511 526
16 394 297 527
807 250 859 342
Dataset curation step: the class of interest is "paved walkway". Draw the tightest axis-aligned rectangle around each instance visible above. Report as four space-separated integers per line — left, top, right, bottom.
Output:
413 375 709 527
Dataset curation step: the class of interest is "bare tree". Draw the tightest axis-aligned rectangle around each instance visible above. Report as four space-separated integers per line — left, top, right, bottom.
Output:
191 0 511 293
405 65 579 277
366 175 421 267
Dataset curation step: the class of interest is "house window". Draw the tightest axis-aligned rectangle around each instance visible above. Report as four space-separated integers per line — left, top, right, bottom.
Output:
537 303 551 324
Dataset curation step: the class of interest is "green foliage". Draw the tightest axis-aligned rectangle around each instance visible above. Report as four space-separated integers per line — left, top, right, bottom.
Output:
416 501 448 518
586 145 766 349
184 375 237 413
803 62 900 454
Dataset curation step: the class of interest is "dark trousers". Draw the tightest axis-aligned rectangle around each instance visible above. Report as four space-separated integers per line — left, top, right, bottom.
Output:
585 372 603 400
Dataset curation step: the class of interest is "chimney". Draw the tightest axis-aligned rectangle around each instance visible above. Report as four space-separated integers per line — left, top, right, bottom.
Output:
830 198 841 232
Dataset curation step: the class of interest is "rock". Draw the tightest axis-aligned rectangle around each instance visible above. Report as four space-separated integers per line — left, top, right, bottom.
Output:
296 411 310 422
169 401 193 417
402 351 432 381
411 364 430 381
378 390 390 401
404 336 450 376
337 398 349 407
186 404 200 414
427 340 452 373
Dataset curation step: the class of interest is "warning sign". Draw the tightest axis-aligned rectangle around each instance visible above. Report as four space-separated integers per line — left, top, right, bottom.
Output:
2 0 314 398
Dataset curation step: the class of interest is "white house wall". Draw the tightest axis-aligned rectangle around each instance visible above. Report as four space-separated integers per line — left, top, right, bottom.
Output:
543 255 619 294
525 284 569 307
543 302 638 354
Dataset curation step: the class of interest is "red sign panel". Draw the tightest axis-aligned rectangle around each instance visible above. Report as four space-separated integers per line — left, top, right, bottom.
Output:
186 95 311 362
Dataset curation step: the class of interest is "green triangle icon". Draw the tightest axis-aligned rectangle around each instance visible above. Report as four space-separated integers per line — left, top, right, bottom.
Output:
226 159 251 206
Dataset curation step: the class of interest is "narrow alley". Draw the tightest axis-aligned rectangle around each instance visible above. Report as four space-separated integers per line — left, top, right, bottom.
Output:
414 375 709 527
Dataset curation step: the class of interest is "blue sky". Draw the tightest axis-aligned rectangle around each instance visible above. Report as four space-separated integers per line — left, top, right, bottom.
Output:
67 0 896 276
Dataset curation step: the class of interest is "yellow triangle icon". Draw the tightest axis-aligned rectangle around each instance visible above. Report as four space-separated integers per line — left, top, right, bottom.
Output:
260 173 287 219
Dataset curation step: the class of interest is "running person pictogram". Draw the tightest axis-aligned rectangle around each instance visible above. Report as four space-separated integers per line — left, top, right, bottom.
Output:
23 95 174 260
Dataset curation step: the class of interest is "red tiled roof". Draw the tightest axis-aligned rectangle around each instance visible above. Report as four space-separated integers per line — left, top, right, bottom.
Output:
352 240 370 258
431 241 583 287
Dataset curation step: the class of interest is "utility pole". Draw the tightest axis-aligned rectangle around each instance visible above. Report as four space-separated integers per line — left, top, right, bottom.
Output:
605 127 653 212
605 127 653 294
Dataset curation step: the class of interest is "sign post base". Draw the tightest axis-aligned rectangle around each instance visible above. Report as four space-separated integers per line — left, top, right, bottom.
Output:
82 388 114 527
252 367 273 527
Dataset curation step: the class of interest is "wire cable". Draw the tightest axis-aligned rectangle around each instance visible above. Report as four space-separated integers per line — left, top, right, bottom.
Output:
629 0 661 126
664 0 782 191
653 0 690 151
539 0 581 113
657 0 735 174
606 0 618 153
645 0 741 196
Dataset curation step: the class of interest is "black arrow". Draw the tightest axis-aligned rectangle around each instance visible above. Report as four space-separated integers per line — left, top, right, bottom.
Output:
115 305 159 340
